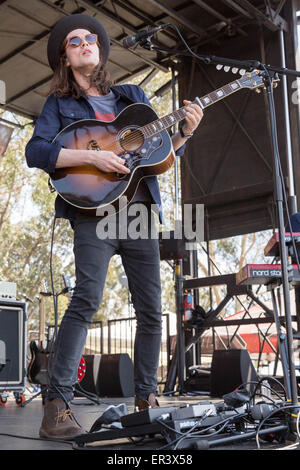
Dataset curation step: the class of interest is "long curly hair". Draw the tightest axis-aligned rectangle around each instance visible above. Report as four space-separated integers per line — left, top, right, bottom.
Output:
48 46 113 98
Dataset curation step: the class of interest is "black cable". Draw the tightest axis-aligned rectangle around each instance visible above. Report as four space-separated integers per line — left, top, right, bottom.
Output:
166 24 207 63
49 213 58 352
155 412 249 450
180 413 248 448
250 376 288 403
0 432 74 447
173 421 208 450
255 403 300 449
253 393 280 405
155 418 184 436
72 382 101 405
155 418 198 450
231 379 285 413
173 410 225 450
127 436 146 446
47 214 75 409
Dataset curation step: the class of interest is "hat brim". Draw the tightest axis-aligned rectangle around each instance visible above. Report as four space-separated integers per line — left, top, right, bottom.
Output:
47 14 110 71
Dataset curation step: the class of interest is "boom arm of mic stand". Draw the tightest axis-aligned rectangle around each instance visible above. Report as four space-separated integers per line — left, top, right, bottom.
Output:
147 44 300 78
196 55 300 78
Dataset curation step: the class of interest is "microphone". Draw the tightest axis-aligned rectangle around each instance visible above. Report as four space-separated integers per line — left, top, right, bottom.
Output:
122 25 169 49
249 403 274 421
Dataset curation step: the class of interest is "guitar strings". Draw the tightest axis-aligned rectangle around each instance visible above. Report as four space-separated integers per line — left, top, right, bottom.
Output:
92 106 186 153
95 126 161 154
95 131 144 155
96 129 143 153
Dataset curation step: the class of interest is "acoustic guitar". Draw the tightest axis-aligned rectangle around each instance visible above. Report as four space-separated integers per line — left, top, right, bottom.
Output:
50 70 267 211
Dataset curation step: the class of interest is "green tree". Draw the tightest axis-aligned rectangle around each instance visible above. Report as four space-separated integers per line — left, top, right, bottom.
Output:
0 117 74 334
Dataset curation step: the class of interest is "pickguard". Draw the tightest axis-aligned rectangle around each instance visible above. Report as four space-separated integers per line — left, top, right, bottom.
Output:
115 134 163 179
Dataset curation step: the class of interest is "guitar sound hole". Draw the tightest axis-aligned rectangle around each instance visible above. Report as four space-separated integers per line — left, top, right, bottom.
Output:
120 128 144 152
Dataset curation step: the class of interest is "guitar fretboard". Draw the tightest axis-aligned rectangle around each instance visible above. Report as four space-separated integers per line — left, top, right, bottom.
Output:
142 108 186 138
141 79 242 139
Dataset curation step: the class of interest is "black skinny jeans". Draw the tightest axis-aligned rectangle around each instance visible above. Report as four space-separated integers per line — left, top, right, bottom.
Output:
48 205 162 402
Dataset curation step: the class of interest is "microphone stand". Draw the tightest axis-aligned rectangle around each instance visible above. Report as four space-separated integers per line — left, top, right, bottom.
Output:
263 71 298 407
136 36 300 409
193 57 300 410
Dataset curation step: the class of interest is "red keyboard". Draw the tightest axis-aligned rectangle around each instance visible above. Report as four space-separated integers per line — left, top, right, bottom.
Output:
236 263 300 285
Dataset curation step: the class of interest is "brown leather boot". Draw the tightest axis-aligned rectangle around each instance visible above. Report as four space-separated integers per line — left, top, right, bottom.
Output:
135 393 160 412
39 398 84 440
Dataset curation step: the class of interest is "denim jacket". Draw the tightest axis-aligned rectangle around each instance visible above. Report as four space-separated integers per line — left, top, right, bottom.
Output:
25 84 184 223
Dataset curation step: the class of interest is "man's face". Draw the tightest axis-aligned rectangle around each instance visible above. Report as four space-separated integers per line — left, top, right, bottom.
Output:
64 28 100 72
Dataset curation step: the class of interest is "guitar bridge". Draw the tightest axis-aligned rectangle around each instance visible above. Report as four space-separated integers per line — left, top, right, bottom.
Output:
87 139 101 151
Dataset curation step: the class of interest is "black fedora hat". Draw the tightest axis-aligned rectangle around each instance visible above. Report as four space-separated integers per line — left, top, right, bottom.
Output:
47 14 110 71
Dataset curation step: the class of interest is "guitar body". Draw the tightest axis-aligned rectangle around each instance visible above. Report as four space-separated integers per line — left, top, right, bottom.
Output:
27 341 50 386
49 71 268 210
27 341 86 386
50 103 175 210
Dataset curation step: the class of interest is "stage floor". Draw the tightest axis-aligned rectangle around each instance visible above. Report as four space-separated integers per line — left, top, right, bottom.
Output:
0 392 299 453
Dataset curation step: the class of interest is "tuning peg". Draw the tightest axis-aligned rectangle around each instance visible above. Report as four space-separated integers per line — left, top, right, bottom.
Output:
255 88 262 94
239 69 246 76
224 66 231 72
232 67 239 74
216 64 223 70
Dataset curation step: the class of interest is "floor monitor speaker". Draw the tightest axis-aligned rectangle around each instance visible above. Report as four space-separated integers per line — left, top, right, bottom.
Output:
81 353 134 397
96 353 134 397
210 349 258 397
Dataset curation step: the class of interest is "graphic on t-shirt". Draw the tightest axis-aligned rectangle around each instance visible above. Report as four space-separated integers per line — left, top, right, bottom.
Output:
94 110 116 122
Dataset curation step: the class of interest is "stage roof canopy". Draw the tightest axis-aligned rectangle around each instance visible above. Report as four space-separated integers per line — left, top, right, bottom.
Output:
0 0 294 121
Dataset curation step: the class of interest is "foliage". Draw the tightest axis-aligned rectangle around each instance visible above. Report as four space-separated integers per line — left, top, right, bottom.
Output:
0 116 74 333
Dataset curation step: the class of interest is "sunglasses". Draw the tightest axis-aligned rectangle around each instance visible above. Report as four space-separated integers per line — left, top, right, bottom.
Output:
65 33 98 48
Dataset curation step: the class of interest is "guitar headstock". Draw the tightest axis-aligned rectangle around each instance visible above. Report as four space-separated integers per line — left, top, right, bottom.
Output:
238 70 264 90
39 279 48 296
238 70 280 92
62 274 73 294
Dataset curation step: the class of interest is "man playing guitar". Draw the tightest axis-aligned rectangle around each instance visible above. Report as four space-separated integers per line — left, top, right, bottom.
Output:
25 14 203 440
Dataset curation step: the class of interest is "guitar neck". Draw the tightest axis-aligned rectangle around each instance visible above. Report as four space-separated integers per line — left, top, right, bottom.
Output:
38 280 47 344
39 295 46 343
142 77 243 138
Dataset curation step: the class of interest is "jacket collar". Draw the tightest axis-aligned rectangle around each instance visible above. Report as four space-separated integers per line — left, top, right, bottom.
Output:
76 86 134 102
